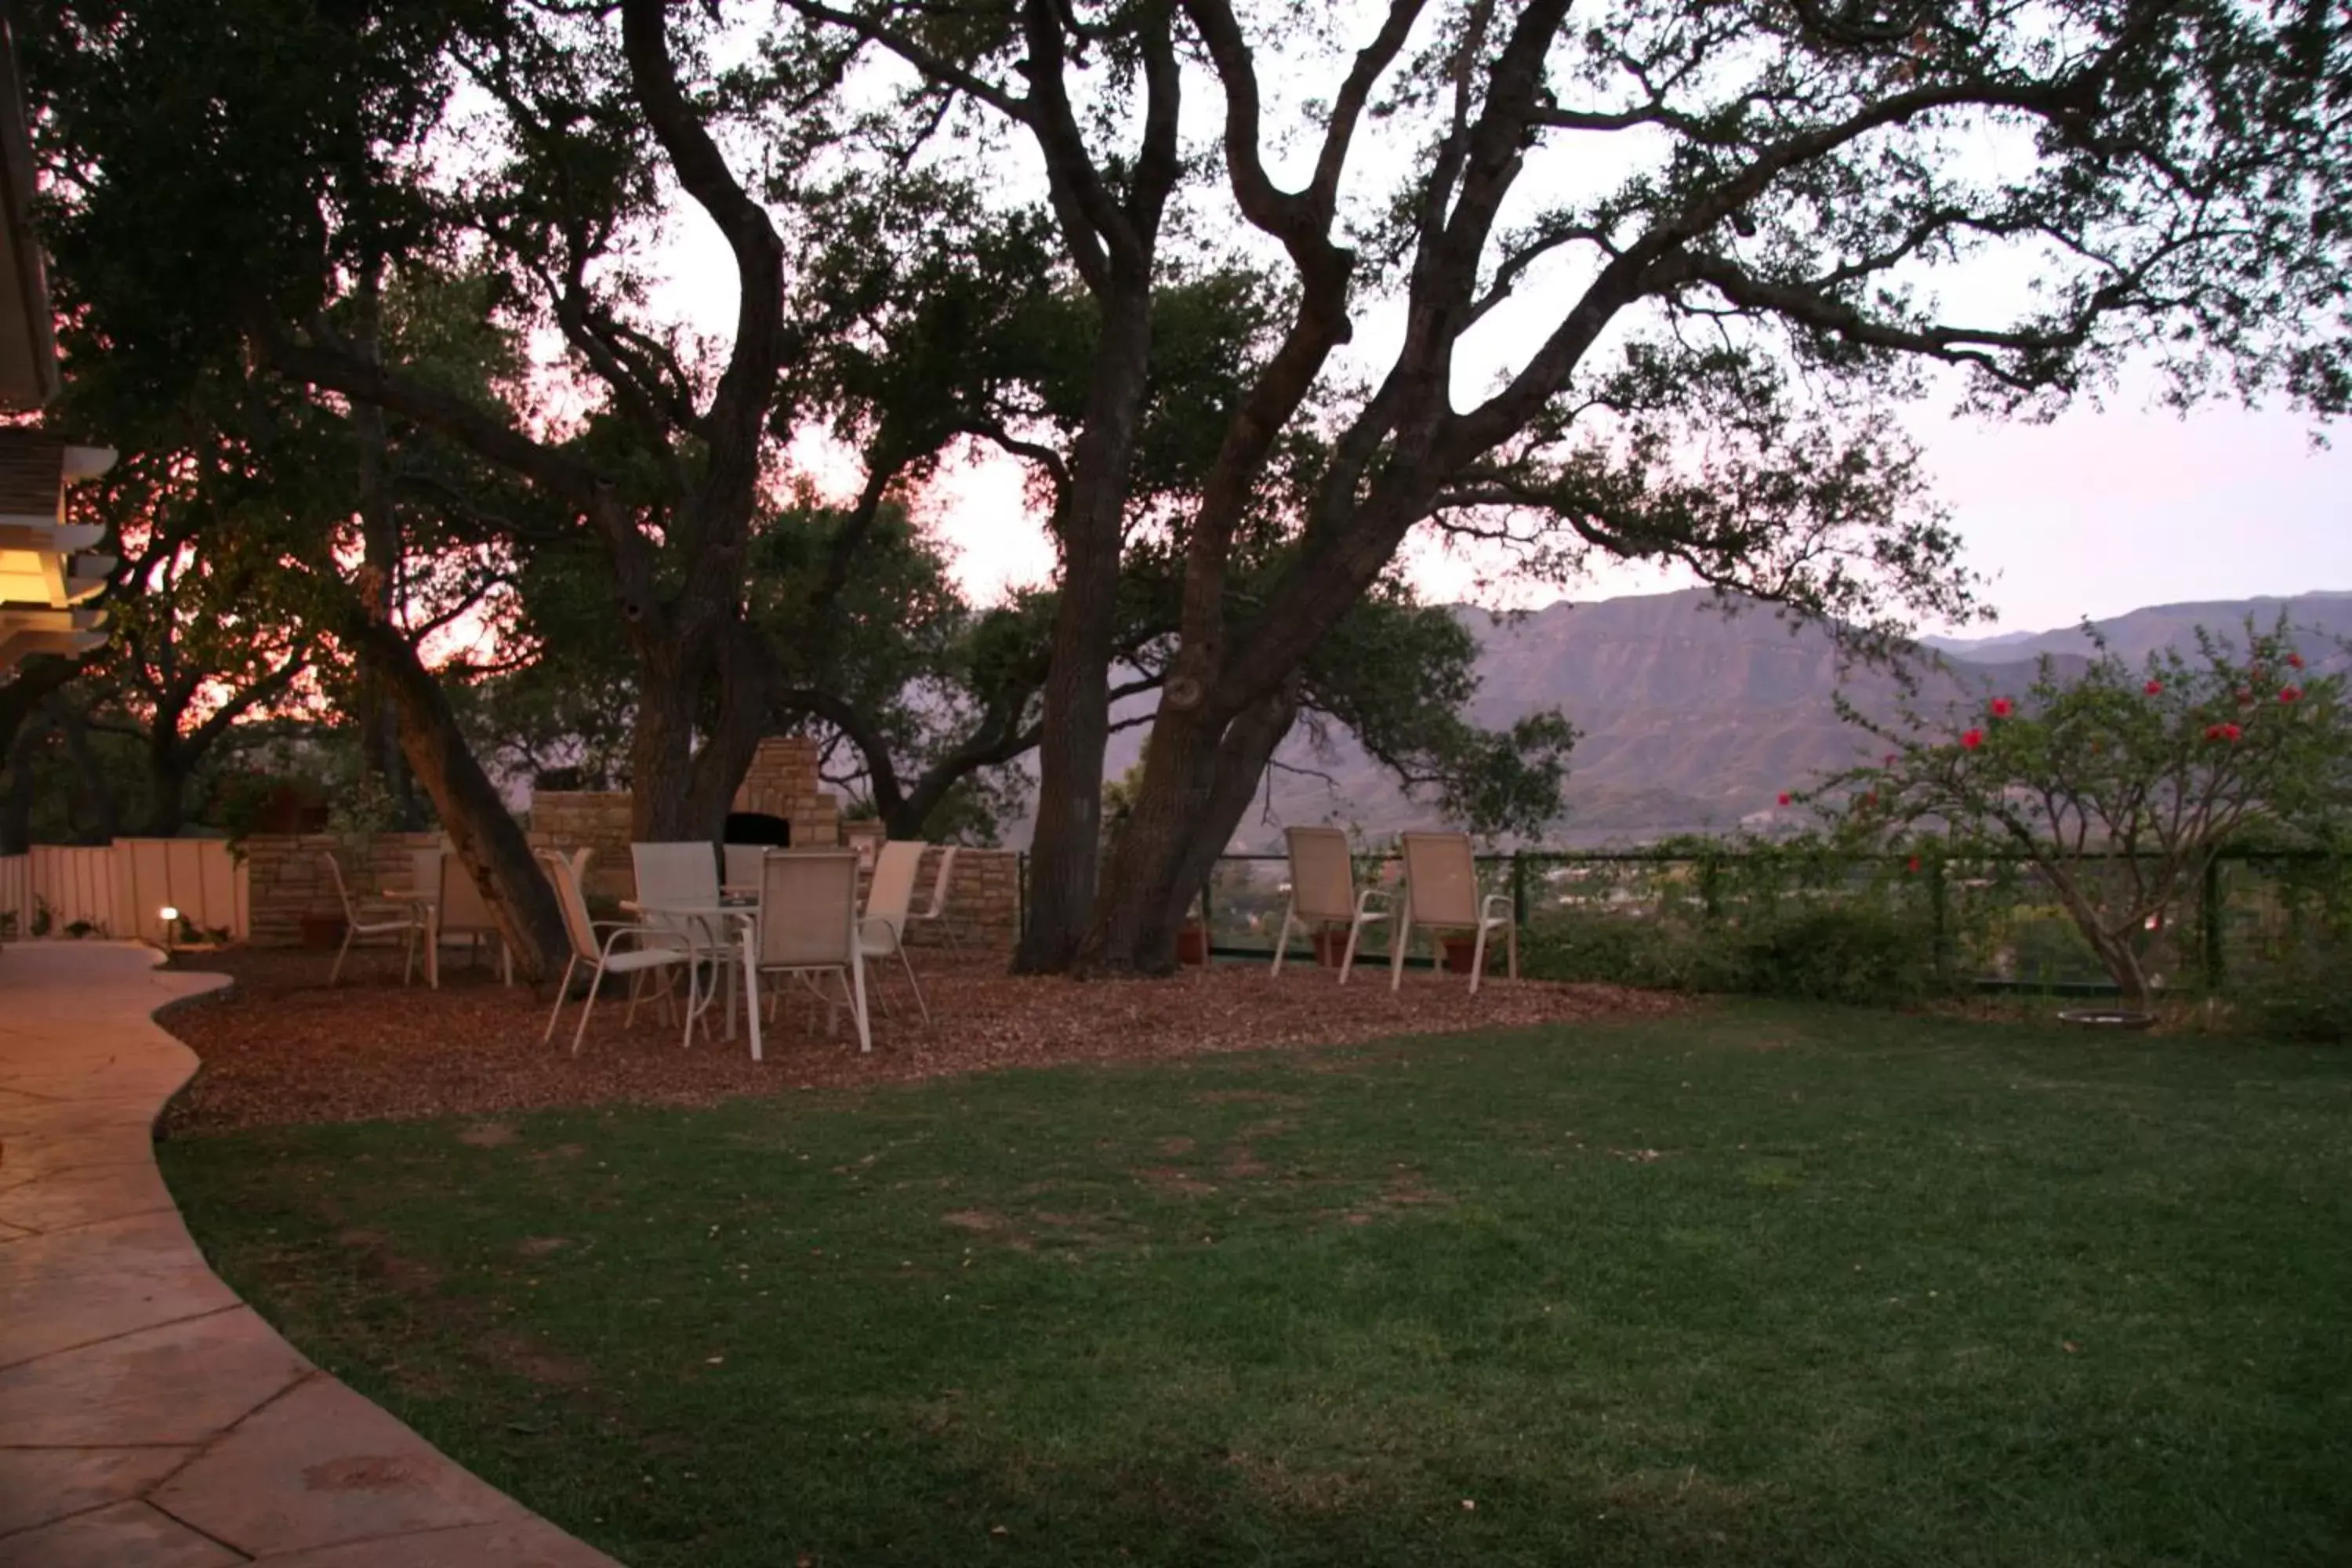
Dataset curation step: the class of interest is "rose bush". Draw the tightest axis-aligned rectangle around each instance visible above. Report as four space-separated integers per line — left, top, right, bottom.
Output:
1824 619 2350 1011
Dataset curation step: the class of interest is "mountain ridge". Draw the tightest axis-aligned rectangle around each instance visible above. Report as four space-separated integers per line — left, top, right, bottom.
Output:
1145 586 2352 850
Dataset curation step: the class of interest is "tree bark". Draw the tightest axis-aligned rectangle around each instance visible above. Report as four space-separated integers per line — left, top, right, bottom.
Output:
1013 286 1159 972
354 384 416 827
139 744 187 838
1 713 49 855
46 694 120 844
626 616 771 842
1083 678 1298 971
343 615 568 982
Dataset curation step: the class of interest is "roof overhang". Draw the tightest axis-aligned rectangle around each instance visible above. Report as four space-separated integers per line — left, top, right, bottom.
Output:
0 434 115 678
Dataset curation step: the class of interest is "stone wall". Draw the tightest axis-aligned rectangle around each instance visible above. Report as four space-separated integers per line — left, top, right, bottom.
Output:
523 736 846 903
241 832 445 948
524 793 636 902
895 845 1021 951
234 739 1031 949
731 736 842 850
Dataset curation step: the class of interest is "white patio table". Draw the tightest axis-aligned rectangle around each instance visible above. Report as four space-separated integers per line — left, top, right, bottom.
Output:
620 895 764 1060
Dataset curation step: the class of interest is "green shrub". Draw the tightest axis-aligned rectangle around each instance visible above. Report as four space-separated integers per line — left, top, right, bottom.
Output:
1523 902 1950 1006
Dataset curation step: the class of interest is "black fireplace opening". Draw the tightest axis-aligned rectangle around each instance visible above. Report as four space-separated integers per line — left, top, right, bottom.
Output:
723 811 793 848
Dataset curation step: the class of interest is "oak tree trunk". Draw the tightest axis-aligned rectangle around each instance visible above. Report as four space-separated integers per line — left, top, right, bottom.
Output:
1014 289 1157 973
626 618 770 844
344 617 568 983
139 746 187 839
1083 681 1300 973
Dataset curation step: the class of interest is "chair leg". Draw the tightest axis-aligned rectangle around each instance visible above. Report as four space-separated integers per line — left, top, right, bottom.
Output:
1468 924 1488 995
1508 921 1519 983
543 953 579 1044
1389 907 1412 992
330 920 357 987
848 956 872 1053
401 922 421 987
1339 916 1365 985
570 957 606 1055
1271 905 1297 976
896 946 930 1027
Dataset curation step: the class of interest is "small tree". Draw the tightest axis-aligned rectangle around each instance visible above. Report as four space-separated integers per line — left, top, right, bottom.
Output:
1830 623 2349 1011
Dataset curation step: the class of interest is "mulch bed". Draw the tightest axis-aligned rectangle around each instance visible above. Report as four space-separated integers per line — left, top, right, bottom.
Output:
157 946 1683 1134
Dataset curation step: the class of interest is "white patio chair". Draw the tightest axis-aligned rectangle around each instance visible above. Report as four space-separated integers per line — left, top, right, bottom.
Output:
397 846 440 901
428 850 514 989
753 849 871 1053
321 850 426 988
722 842 765 898
860 840 931 1025
1389 831 1517 994
631 840 746 1046
905 844 961 952
538 849 691 1054
1271 826 1388 983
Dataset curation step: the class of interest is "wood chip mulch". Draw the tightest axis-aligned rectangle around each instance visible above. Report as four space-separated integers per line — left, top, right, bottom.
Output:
157 946 1684 1135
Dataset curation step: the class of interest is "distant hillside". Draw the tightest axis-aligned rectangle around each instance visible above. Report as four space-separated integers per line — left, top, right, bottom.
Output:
1923 593 2352 665
1093 586 2352 851
1203 590 2042 848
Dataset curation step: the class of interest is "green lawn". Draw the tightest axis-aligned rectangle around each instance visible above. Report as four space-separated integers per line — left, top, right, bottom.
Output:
161 1004 2352 1567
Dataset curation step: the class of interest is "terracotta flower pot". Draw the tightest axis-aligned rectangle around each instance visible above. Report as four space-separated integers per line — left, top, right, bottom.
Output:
299 913 347 951
1312 927 1351 967
1175 924 1210 966
1442 936 1479 975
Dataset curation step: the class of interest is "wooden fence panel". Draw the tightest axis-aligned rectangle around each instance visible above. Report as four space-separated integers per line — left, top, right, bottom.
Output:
0 854 27 940
113 839 249 945
0 840 247 944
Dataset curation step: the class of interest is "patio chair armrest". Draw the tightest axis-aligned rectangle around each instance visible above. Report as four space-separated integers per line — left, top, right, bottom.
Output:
1353 887 1391 917
597 922 691 960
860 913 906 944
1481 892 1515 923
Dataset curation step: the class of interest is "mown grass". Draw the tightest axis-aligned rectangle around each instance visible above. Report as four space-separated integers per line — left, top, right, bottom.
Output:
161 1003 2352 1567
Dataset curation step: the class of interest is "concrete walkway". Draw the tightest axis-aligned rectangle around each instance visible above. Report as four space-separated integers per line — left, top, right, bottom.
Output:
0 943 619 1566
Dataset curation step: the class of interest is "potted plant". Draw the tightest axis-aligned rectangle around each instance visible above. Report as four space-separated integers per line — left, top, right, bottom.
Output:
1312 926 1351 967
1174 888 1212 966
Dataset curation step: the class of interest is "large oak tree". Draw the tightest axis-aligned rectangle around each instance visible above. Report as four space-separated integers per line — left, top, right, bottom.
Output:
788 0 2350 971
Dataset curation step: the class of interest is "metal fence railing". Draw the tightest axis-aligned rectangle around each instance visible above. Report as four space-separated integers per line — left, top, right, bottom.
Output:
1014 844 2352 996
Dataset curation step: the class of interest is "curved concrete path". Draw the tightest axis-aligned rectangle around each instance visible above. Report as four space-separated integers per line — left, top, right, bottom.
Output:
0 943 619 1567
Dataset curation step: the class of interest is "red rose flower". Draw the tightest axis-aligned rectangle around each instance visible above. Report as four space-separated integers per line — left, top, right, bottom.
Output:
1860 793 1878 808
2143 680 2162 695
1989 697 2015 719
2224 723 2243 742
2236 688 2252 704
1961 728 1984 750
1777 792 1791 808
2287 652 2305 670
2204 724 2223 741
1905 855 1921 874
2281 686 2303 703
1884 753 1899 767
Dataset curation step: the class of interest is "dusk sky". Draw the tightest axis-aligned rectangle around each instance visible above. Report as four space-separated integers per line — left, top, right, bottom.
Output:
905 383 2352 638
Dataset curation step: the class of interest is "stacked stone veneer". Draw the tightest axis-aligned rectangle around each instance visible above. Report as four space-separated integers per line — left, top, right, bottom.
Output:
522 793 638 902
891 844 1021 950
241 831 446 947
239 739 1023 950
733 736 844 848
